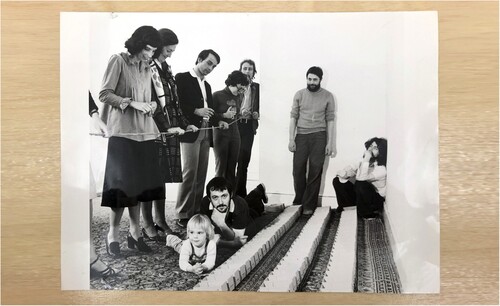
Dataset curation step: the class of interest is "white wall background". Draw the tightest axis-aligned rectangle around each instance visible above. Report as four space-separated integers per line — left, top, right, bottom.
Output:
63 12 439 293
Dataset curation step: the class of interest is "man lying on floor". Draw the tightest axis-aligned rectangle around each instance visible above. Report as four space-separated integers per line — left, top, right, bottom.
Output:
199 176 282 247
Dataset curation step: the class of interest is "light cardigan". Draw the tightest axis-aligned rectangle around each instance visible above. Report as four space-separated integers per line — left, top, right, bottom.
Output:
339 161 387 197
99 52 159 142
290 87 335 134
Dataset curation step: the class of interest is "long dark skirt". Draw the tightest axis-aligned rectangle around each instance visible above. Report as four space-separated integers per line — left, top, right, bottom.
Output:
101 137 165 208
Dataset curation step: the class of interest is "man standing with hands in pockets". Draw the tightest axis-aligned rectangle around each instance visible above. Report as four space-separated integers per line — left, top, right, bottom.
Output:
175 49 221 228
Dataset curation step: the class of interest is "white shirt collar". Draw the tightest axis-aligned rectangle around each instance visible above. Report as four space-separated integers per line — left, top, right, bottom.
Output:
190 68 204 81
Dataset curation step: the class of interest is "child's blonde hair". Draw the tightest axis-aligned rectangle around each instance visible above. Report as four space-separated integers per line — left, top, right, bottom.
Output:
187 214 215 240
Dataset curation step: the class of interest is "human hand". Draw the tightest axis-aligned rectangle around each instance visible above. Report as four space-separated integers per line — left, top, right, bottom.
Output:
191 263 205 275
241 109 251 118
288 140 296 152
91 113 109 137
218 121 229 130
186 125 199 133
223 106 236 119
325 144 336 158
252 111 259 120
237 235 248 246
363 149 372 162
149 101 157 114
194 108 214 118
167 127 185 135
130 101 154 115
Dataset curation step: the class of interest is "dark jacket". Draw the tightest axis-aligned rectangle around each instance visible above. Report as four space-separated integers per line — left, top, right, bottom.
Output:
175 71 219 143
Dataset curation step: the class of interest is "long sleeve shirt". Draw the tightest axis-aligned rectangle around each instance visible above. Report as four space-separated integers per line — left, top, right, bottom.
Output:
339 161 387 197
179 239 217 272
99 52 159 142
290 87 335 134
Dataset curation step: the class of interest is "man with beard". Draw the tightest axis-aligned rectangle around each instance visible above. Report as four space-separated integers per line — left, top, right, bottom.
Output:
199 177 268 248
288 66 336 215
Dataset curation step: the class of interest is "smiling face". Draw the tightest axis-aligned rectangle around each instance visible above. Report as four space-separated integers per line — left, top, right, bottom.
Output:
157 44 177 62
187 225 207 248
209 189 231 213
137 44 157 62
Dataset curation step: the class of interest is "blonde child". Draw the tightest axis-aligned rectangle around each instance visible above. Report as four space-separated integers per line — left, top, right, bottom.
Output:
166 214 217 274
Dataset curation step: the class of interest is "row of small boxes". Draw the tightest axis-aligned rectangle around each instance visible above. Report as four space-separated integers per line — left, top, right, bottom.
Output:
191 205 301 291
259 207 331 292
320 207 358 292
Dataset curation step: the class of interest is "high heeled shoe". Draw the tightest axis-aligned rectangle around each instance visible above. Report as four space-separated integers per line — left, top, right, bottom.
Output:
105 236 121 257
154 223 174 235
90 256 118 279
142 228 166 244
127 235 153 253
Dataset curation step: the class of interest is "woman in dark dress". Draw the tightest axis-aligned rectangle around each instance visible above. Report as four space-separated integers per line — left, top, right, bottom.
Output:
141 28 198 241
99 26 163 256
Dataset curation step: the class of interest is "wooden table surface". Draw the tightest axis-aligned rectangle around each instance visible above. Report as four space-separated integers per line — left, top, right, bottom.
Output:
1 1 498 305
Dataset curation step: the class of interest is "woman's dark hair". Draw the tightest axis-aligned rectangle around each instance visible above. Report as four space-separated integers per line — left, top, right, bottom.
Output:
195 49 220 65
206 177 232 198
224 70 250 87
239 59 257 79
153 28 179 58
124 26 161 55
364 137 388 166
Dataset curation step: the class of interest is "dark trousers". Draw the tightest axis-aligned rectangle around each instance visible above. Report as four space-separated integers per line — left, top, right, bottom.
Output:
332 177 385 218
235 121 255 197
213 127 240 189
292 131 327 211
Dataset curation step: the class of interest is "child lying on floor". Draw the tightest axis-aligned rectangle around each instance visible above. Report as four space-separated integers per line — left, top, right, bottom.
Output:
166 214 217 274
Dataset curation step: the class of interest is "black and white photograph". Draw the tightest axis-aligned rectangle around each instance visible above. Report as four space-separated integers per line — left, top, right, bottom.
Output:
61 11 439 293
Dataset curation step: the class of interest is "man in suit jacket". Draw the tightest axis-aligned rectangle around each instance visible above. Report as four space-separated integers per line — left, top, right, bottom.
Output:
175 49 221 227
235 59 261 197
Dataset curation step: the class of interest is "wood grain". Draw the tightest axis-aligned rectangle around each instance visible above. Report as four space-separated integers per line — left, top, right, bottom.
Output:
1 1 498 304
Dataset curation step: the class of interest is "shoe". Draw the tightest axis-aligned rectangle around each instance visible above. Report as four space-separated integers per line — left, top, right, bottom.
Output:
154 223 174 235
90 256 117 279
105 236 121 257
175 218 188 228
257 183 268 204
127 235 153 253
142 228 166 243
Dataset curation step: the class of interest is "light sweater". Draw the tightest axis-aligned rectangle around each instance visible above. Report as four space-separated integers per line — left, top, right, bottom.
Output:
99 53 159 142
290 87 335 134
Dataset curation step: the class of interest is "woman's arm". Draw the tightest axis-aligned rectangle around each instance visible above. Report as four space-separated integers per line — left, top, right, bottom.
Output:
99 55 131 109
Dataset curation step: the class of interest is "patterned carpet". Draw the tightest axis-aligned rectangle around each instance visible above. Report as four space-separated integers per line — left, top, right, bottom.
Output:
91 200 402 293
355 216 402 293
